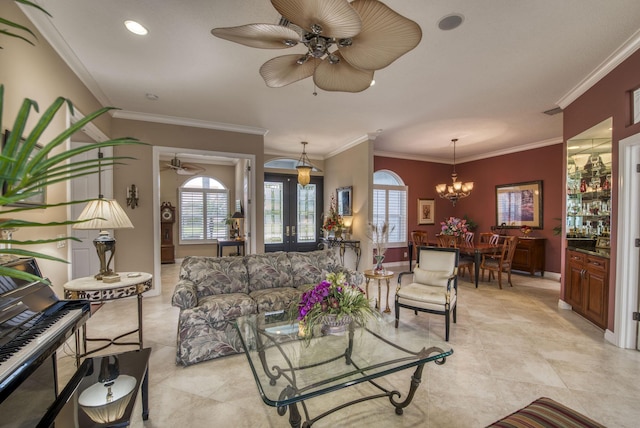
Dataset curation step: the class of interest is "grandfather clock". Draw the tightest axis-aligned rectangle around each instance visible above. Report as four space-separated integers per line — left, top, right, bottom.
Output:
160 202 176 264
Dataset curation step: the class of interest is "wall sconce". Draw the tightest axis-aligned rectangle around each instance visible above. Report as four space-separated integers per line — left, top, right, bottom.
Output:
126 184 139 209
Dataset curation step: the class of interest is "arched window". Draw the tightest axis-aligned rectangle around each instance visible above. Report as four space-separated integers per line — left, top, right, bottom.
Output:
179 176 229 243
373 170 407 246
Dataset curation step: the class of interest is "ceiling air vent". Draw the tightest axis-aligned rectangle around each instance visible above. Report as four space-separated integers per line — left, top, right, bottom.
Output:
543 107 563 116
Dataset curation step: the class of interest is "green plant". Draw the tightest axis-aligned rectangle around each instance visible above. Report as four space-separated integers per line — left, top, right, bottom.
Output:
293 272 378 343
1 0 50 47
0 84 143 283
463 214 477 231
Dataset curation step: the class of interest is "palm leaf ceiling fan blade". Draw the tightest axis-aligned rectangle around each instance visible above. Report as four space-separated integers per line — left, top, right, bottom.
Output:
339 0 422 71
314 52 374 92
260 54 316 87
272 0 361 38
211 24 300 49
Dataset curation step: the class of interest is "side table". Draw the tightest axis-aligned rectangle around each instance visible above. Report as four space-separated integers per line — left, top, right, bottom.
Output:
217 239 246 257
37 348 151 427
364 270 394 314
64 272 153 365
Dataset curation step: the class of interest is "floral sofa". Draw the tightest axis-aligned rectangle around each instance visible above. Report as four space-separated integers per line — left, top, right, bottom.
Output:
171 249 364 366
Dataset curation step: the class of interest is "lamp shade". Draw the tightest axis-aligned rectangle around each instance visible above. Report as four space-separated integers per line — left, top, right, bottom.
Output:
79 375 136 423
297 165 312 186
73 199 134 230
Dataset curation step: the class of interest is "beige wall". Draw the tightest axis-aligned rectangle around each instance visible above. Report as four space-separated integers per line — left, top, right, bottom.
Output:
323 141 374 270
159 162 236 259
1 3 265 294
1 2 112 295
112 119 264 278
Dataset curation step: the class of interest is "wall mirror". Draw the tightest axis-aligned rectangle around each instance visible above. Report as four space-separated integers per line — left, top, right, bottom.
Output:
336 186 352 216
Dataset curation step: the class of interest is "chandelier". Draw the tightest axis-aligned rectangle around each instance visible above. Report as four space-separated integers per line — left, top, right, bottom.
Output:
296 142 313 186
435 139 473 206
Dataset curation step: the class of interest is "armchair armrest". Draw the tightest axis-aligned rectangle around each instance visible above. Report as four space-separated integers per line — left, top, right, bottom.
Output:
171 279 198 309
397 271 414 285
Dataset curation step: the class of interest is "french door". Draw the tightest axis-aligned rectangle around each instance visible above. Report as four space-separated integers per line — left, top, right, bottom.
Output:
264 173 323 252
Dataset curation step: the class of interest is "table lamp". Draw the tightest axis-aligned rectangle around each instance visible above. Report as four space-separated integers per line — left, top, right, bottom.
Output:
78 355 136 424
231 211 244 239
73 199 133 279
72 150 133 280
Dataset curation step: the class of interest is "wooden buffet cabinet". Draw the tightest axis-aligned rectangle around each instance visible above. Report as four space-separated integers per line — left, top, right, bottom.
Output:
511 237 545 276
565 248 609 329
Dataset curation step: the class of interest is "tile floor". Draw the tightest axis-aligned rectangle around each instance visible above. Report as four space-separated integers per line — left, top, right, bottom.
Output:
56 262 640 427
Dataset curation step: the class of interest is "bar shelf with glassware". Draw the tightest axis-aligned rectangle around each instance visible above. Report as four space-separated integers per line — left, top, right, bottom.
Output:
565 138 611 239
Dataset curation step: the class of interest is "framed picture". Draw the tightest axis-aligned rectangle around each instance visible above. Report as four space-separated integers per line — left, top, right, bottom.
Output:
336 186 352 216
417 198 435 225
2 130 46 207
495 180 543 228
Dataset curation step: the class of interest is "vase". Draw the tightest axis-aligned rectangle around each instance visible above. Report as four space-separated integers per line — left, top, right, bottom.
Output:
320 314 352 335
334 228 342 240
374 255 385 274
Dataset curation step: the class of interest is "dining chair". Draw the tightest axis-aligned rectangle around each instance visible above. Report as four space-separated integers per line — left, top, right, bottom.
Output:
395 246 459 341
437 234 474 282
480 236 519 288
411 230 429 247
480 232 500 245
464 231 474 244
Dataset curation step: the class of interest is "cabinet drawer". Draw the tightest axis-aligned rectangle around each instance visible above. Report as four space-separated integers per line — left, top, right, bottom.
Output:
567 251 586 264
586 256 608 273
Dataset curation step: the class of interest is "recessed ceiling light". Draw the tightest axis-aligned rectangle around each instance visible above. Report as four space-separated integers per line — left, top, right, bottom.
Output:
438 14 464 31
370 79 375 87
125 20 148 36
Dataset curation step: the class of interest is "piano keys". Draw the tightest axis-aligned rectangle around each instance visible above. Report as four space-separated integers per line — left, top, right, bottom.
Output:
0 258 90 426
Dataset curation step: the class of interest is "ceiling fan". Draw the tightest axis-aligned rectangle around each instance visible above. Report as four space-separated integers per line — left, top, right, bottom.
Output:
211 0 422 93
163 155 205 176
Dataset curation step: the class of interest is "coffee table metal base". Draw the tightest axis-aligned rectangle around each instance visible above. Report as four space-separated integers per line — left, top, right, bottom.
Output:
255 326 447 427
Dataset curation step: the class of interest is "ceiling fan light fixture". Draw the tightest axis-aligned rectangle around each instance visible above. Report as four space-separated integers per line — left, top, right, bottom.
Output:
211 0 421 93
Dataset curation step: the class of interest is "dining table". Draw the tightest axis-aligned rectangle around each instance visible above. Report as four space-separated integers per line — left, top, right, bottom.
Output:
408 240 502 288
456 242 503 288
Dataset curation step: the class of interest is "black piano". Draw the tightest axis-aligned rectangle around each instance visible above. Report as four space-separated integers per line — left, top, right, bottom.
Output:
0 258 90 427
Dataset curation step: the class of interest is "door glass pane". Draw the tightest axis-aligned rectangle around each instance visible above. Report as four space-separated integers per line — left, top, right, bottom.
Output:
297 183 316 243
264 182 284 244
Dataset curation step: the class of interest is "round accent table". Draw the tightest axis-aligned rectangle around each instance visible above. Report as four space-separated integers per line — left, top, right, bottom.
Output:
364 270 394 314
64 272 152 364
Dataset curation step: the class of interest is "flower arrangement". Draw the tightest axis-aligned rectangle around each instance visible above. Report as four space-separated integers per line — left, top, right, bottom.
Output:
295 272 376 341
322 194 343 232
520 225 532 235
440 217 468 237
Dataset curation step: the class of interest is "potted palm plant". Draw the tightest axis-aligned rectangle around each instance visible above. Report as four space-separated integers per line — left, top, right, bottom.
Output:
0 84 143 283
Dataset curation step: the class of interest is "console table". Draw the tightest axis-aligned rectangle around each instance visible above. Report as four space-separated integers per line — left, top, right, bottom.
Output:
217 239 246 257
235 313 452 428
319 238 361 270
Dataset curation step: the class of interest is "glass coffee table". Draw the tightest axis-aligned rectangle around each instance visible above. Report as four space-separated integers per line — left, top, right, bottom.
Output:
235 313 453 428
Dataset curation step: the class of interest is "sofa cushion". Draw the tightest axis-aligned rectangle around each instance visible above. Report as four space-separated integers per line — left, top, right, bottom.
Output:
180 256 248 299
188 293 257 324
289 250 340 288
245 252 293 292
249 287 303 313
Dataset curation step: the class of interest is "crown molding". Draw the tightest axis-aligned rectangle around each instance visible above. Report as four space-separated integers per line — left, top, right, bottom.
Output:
19 3 113 107
557 29 640 109
112 110 268 136
375 136 563 164
325 134 370 159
